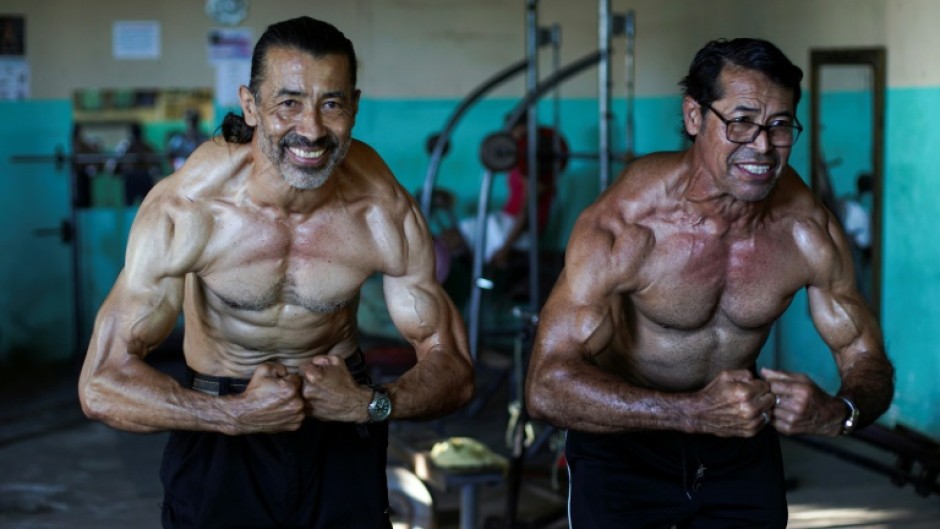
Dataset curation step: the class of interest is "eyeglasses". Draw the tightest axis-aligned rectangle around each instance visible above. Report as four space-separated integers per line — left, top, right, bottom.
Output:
701 103 803 147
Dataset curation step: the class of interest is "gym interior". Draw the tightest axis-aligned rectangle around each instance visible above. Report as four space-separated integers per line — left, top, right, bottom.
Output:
1 1 938 528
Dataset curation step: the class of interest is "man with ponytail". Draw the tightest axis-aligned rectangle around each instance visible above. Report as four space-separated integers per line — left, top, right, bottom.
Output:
80 17 473 529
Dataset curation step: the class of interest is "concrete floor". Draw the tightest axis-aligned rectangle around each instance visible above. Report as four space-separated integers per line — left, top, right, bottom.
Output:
2 359 938 529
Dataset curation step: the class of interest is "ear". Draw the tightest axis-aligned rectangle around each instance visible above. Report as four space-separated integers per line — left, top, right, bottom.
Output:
682 95 702 138
350 88 361 125
239 86 258 128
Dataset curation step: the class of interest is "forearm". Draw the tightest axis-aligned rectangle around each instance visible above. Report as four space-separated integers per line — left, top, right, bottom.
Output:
386 345 474 421
836 350 895 429
526 358 690 433
79 356 237 434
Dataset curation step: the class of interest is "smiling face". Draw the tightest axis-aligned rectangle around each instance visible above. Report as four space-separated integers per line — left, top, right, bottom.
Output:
241 47 360 190
684 65 797 202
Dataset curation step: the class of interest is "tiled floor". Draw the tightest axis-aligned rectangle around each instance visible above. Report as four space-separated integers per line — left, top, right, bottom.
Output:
1 360 938 529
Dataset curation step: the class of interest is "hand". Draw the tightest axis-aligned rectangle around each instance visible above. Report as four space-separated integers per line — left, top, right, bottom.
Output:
300 355 372 422
761 368 845 436
692 370 777 438
230 362 305 434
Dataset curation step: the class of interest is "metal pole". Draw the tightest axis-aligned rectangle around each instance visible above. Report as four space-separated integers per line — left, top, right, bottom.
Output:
598 0 612 190
467 168 495 363
526 0 540 313
420 59 530 217
624 10 636 161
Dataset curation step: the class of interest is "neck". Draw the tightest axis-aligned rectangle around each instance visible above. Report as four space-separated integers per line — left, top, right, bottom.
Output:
245 158 337 216
679 152 770 228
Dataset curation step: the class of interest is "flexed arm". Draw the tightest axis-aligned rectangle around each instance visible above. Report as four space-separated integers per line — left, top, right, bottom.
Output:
764 211 893 436
78 190 305 434
380 201 474 421
526 211 775 437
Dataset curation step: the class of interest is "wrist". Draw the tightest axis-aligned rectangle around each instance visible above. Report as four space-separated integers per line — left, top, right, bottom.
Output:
365 384 393 423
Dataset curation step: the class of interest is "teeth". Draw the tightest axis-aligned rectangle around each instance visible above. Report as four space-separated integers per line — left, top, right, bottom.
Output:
289 147 325 159
740 163 769 175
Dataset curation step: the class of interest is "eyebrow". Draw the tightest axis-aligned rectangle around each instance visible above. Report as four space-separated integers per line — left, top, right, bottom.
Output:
730 104 794 119
273 88 348 100
274 88 305 98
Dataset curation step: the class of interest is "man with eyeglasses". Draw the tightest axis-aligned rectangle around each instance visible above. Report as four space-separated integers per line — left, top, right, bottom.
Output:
526 38 893 528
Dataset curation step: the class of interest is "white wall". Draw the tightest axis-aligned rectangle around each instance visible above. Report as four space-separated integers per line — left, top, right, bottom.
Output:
10 0 937 103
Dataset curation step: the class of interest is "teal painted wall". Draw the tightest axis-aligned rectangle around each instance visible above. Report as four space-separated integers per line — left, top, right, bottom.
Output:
0 100 75 366
880 87 940 433
1 88 937 437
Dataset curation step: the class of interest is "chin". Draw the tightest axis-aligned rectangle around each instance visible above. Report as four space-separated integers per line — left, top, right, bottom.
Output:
283 168 330 190
736 184 775 202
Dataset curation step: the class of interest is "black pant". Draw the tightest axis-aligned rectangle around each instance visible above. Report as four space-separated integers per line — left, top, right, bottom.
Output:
160 353 392 529
566 428 788 529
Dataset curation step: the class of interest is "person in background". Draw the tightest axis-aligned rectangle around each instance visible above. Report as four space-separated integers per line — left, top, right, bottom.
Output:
838 173 874 303
166 108 210 171
112 122 162 206
72 123 103 208
452 112 569 269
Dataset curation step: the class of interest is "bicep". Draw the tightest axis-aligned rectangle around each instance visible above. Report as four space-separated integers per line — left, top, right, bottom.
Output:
805 215 882 366
534 220 640 364
89 201 198 365
536 273 615 363
382 206 466 358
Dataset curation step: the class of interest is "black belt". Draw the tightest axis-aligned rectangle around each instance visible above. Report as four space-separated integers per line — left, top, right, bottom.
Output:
187 349 369 396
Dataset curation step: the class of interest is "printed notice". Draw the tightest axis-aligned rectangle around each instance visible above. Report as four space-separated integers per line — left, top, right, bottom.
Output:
0 58 29 99
113 21 161 60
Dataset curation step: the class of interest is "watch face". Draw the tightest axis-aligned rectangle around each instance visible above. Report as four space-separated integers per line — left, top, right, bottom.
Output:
369 391 392 422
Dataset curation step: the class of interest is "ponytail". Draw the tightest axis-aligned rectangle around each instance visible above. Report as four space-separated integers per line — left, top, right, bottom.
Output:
220 112 254 144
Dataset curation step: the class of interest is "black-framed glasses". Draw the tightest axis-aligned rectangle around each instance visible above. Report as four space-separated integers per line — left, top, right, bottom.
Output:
701 103 803 147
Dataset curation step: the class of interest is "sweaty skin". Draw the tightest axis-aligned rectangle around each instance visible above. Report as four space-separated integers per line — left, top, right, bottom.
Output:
79 49 473 435
526 66 893 439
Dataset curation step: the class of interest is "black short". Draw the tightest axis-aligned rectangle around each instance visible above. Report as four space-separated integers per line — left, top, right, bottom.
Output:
566 427 787 529
160 352 392 529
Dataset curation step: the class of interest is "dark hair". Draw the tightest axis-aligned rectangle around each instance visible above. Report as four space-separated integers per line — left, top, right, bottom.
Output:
221 17 358 144
679 38 803 141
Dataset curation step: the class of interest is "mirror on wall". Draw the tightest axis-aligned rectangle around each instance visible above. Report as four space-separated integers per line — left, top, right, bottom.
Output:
810 48 885 320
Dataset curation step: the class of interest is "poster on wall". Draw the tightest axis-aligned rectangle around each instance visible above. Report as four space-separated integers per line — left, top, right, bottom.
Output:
0 58 29 99
0 15 25 56
113 20 161 60
208 27 253 62
209 28 253 107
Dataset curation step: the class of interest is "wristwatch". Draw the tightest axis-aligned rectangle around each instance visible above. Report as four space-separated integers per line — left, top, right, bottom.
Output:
367 386 393 423
839 396 860 435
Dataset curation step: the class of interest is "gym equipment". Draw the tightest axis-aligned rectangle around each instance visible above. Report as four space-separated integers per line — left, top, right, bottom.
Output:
465 7 633 362
386 465 436 529
791 423 940 497
11 144 169 357
479 132 519 172
425 131 451 157
419 43 555 218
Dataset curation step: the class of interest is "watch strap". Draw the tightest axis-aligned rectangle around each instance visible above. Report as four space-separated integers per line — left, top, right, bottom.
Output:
839 396 860 435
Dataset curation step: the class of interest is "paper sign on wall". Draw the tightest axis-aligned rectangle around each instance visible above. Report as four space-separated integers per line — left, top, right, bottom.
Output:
113 21 161 60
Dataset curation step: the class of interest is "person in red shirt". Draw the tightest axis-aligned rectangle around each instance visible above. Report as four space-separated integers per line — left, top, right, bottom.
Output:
457 113 569 268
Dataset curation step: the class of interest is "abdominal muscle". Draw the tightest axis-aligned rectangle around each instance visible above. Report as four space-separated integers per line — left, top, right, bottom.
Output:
601 312 772 393
180 293 361 378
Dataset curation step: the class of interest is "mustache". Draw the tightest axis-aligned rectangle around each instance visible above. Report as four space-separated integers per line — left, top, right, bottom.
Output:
279 133 336 151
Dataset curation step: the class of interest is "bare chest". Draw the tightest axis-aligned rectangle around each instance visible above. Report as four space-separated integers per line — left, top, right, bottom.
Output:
634 230 806 331
196 207 383 313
